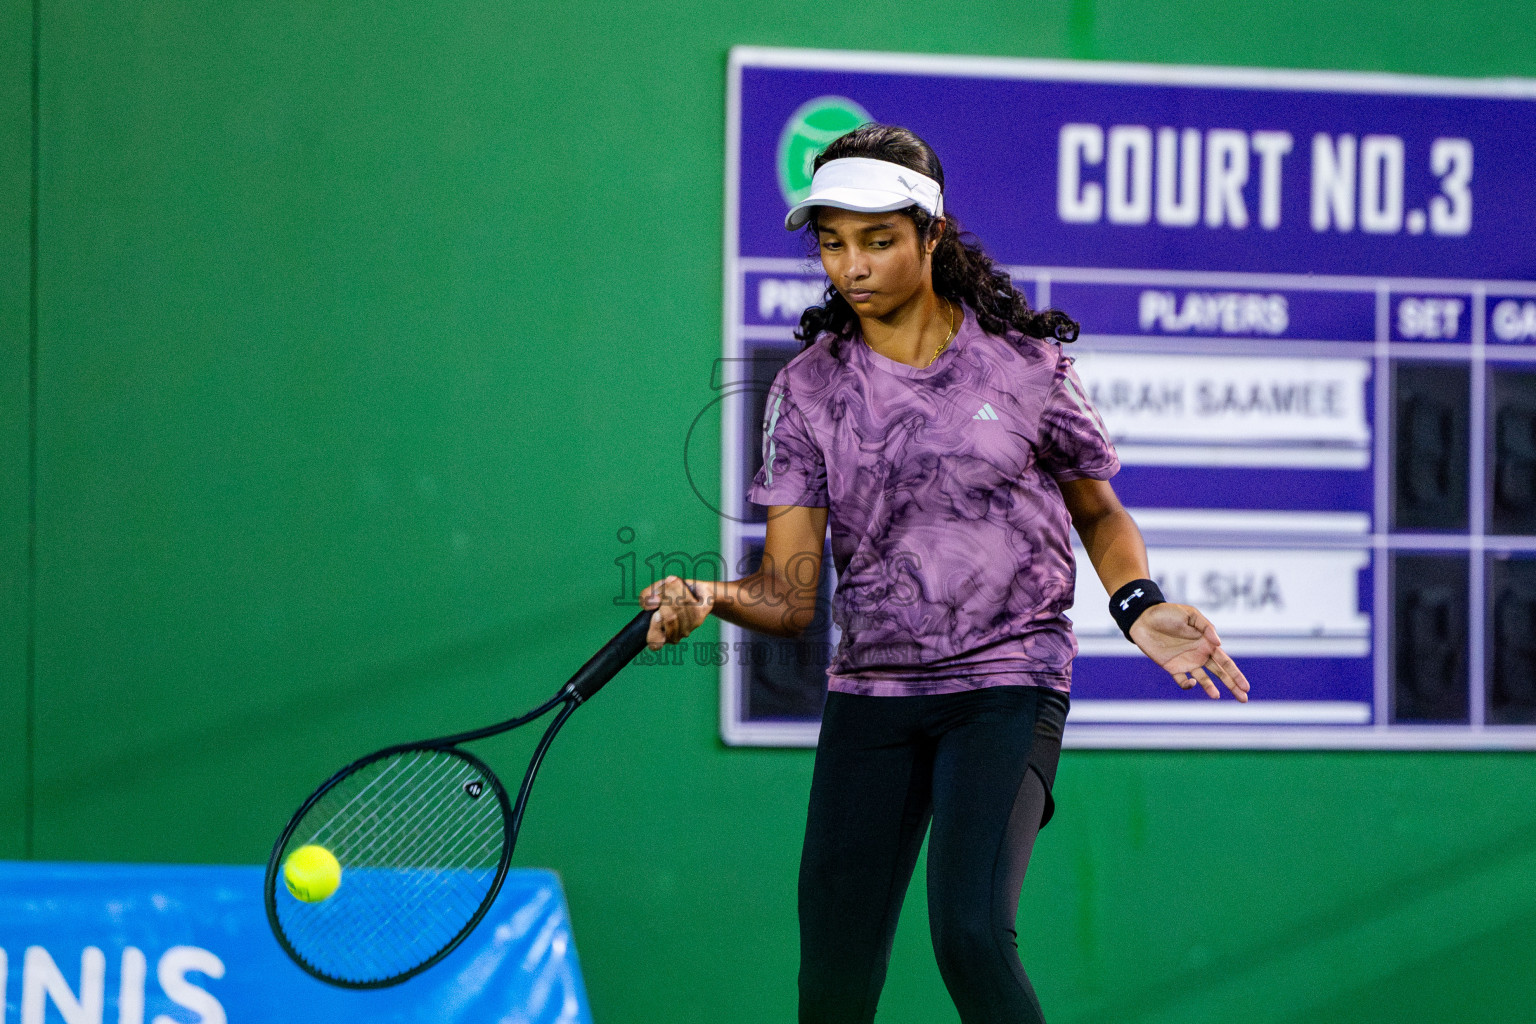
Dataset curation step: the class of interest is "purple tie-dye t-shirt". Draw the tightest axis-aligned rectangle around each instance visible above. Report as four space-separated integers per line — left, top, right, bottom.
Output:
746 304 1119 696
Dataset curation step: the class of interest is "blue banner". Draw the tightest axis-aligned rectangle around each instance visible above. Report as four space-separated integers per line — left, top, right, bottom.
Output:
0 863 593 1024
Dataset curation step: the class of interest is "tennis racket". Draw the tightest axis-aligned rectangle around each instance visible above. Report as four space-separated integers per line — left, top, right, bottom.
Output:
264 606 655 988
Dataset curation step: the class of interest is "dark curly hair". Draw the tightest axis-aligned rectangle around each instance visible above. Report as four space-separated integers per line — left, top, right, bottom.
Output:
794 123 1079 358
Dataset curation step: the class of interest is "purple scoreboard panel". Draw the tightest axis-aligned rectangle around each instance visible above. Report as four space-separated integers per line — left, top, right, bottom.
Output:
718 46 1536 749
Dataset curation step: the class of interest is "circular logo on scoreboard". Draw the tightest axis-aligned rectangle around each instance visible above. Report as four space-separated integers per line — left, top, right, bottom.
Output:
777 96 873 208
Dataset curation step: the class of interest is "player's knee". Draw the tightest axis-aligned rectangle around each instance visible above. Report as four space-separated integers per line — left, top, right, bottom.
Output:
931 911 1006 981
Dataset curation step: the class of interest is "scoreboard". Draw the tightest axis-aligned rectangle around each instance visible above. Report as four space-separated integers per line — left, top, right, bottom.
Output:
718 47 1536 749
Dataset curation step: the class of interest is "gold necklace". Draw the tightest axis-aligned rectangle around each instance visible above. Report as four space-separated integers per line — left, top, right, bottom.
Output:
923 299 958 368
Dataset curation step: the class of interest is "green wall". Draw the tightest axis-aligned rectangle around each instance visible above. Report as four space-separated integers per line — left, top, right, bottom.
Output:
10 0 1536 1021
1 0 30 863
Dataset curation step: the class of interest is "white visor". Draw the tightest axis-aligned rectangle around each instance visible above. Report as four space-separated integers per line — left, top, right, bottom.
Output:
784 157 944 230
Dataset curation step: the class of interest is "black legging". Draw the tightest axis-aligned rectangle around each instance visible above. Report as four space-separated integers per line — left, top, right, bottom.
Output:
798 684 1069 1024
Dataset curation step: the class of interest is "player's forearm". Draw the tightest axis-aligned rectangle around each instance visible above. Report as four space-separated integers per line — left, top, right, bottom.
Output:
1075 507 1151 595
695 572 818 638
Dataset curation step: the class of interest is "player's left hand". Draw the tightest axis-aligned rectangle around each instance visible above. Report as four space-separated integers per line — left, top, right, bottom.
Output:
1129 603 1250 701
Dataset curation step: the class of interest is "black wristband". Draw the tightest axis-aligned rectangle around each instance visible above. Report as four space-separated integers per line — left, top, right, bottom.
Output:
1109 579 1165 640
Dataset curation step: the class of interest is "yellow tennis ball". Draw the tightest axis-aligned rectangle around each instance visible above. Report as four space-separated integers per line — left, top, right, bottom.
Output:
283 844 342 902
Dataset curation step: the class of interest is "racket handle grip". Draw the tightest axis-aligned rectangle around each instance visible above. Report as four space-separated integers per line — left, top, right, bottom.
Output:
565 608 655 703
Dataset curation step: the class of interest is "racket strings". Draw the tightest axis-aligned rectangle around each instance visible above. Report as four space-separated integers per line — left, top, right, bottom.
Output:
273 746 511 984
304 751 497 885
330 755 478 866
305 748 430 849
286 756 502 966
316 752 447 862
287 838 497 975
366 764 501 867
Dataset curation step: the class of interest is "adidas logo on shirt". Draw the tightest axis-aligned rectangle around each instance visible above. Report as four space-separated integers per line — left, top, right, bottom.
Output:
972 402 1000 421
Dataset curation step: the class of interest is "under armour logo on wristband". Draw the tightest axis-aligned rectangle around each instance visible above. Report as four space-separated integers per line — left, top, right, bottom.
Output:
1110 579 1165 640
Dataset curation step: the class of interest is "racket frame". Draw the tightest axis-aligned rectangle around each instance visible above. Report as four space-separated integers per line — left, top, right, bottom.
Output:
264 684 577 988
264 606 655 988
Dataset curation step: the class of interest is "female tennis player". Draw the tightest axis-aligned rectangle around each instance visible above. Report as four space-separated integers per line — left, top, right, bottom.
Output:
640 123 1249 1024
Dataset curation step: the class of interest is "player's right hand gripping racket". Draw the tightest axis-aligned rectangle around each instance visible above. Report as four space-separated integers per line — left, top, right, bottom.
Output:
264 608 654 988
